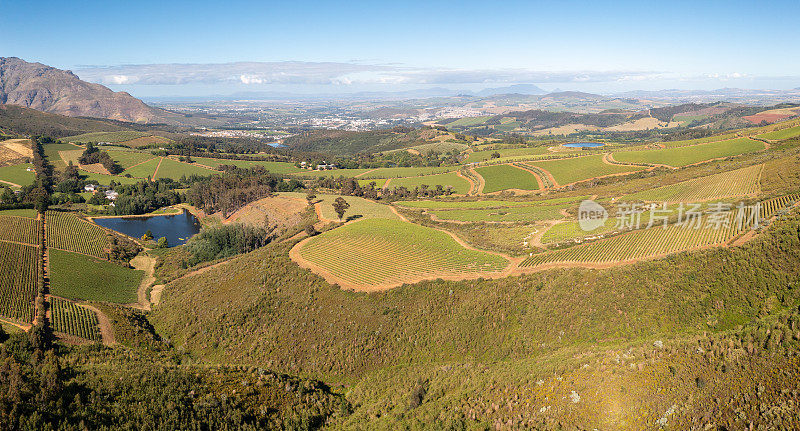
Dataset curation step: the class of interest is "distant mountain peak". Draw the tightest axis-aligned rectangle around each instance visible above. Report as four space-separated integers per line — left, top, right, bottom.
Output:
0 57 162 123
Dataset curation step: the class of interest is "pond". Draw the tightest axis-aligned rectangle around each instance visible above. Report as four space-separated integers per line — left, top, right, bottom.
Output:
563 142 604 148
94 210 200 247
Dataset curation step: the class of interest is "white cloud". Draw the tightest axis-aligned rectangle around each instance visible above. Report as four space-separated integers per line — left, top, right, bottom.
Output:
75 61 661 88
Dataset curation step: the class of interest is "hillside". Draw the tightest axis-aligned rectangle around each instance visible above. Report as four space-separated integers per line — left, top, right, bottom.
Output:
0 57 164 123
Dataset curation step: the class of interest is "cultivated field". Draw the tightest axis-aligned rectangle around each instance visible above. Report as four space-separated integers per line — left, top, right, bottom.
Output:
49 249 142 303
296 218 509 289
612 138 765 167
122 156 161 178
622 164 762 202
386 172 471 194
46 211 108 258
427 203 566 223
152 158 218 179
0 241 38 323
49 296 101 342
755 125 800 141
0 215 40 244
523 154 645 185
191 157 303 174
64 131 151 144
359 166 454 179
463 147 549 164
0 163 35 187
474 164 540 193
106 149 157 169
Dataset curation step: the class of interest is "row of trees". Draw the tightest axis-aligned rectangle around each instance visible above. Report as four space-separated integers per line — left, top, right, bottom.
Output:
314 176 455 201
78 143 122 174
185 167 303 218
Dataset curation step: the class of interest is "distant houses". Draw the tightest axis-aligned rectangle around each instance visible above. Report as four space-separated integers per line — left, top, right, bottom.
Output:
300 160 338 171
83 184 118 200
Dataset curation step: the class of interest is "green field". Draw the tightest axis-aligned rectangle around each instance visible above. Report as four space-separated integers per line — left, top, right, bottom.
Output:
474 164 540 193
612 138 765 167
49 249 142 303
122 156 161 178
106 149 157 169
386 172 471 194
659 133 739 148
385 141 469 155
43 142 82 161
622 164 762 202
49 296 102 341
284 192 399 221
0 163 35 187
395 195 587 209
442 116 492 128
153 158 218 180
428 204 566 223
463 147 550 164
357 178 388 188
541 219 614 244
522 211 746 267
0 241 38 323
359 166 454 179
46 211 108 258
80 171 141 185
191 157 303 174
755 125 800 141
0 215 39 244
524 154 645 185
63 131 151 144
291 168 373 178
0 209 37 218
298 218 509 287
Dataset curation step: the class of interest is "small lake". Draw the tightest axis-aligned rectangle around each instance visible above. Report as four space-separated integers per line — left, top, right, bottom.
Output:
94 210 200 247
564 142 604 148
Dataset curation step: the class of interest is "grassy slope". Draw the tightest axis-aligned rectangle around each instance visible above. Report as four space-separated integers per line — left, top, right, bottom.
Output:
191 157 303 174
49 249 142 303
153 158 217 180
755 125 800 141
428 204 565 223
475 164 540 193
106 149 157 169
464 147 549 164
151 216 800 427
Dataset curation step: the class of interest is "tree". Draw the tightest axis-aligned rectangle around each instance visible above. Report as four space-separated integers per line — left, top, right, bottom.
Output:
304 224 317 237
156 237 169 248
306 189 317 206
332 197 350 221
142 230 153 241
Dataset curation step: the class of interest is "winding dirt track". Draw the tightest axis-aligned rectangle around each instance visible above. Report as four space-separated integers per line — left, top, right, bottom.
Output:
129 254 156 310
455 170 478 195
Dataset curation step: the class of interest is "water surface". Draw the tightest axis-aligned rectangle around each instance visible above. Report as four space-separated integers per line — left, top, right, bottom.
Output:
563 142 604 148
94 210 200 246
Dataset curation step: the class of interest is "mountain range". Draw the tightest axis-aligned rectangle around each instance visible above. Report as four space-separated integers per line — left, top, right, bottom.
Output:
0 57 165 123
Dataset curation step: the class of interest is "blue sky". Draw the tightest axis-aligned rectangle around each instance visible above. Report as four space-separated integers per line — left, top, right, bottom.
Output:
2 0 799 96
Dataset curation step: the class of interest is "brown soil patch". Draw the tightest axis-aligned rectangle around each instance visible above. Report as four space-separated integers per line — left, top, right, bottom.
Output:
225 195 307 229
455 170 478 195
79 163 110 175
129 253 156 310
0 139 32 166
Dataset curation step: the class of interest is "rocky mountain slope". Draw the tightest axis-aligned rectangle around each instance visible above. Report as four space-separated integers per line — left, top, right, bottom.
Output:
0 57 162 123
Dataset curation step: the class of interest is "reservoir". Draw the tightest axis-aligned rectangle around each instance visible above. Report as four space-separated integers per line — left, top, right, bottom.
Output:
563 142 604 148
94 210 200 246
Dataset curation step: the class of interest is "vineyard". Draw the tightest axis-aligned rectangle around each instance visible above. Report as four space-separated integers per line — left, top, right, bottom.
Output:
611 138 765 167
522 194 796 268
428 204 566 223
49 297 101 342
513 163 554 188
46 211 108 258
0 215 40 244
386 172 471 195
297 218 509 288
521 211 746 268
761 193 800 218
0 241 38 323
622 164 762 202
755 125 800 141
474 164 540 193
522 154 645 186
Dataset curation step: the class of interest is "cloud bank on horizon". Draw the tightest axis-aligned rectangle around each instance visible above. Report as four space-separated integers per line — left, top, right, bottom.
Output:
73 61 800 98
